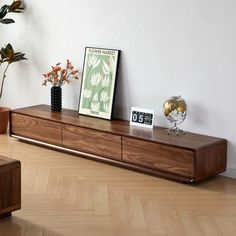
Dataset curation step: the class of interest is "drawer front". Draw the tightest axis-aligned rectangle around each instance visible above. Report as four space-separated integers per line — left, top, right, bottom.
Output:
122 137 194 177
62 125 121 160
11 113 62 145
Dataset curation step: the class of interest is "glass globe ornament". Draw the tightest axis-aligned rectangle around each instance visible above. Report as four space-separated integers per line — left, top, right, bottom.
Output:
163 95 187 135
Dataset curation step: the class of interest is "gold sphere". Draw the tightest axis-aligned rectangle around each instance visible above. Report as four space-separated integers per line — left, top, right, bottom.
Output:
163 95 187 124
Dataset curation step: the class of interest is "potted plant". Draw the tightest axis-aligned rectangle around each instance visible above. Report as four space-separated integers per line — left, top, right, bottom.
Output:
0 0 26 134
42 60 79 111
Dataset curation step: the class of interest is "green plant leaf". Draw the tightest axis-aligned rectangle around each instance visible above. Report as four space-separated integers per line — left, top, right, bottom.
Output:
14 52 23 56
8 1 23 13
10 10 23 13
0 5 8 19
0 44 14 62
10 53 27 63
0 18 15 24
9 1 21 9
5 44 14 61
0 46 9 60
0 50 7 60
0 44 27 63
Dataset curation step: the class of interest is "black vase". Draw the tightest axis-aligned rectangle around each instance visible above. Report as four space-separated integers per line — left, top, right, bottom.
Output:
51 86 62 111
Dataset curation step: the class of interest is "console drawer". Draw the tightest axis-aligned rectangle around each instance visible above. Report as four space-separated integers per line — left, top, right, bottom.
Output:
11 113 62 145
62 125 121 160
122 137 194 177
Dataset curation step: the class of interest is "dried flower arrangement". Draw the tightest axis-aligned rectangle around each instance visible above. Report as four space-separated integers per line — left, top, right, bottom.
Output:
42 60 79 87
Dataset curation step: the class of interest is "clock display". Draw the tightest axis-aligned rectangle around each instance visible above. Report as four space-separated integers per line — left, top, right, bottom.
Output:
130 107 154 128
132 111 153 125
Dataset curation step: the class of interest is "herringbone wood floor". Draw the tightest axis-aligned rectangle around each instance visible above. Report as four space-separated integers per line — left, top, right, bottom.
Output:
0 135 236 236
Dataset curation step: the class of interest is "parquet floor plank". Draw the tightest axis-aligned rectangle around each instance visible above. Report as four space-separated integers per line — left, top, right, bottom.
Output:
0 135 236 236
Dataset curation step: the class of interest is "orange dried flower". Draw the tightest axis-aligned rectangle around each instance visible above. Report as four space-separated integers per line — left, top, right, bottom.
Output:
42 60 80 87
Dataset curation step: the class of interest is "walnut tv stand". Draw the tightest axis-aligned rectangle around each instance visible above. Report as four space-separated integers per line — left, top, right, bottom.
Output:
10 105 227 183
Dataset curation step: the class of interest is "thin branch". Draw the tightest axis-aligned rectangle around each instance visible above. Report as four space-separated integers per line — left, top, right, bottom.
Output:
0 62 10 99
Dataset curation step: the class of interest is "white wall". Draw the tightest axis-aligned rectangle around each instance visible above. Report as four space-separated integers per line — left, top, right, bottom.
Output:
1 0 236 175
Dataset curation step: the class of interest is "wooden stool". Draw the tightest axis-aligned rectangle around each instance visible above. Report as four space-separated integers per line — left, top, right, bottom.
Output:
0 155 21 218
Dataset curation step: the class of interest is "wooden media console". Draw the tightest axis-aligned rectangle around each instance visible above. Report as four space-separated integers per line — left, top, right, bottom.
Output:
9 105 227 183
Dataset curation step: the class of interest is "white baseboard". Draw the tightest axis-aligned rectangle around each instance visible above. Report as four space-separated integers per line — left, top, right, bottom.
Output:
221 168 236 179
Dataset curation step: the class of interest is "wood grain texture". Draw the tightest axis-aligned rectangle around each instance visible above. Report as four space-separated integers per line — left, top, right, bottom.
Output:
0 155 21 217
7 137 197 183
11 113 62 146
10 105 227 182
62 124 121 160
122 137 194 177
195 142 227 181
11 105 226 150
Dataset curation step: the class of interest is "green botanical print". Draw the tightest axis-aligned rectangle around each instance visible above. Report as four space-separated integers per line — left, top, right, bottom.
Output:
82 53 115 113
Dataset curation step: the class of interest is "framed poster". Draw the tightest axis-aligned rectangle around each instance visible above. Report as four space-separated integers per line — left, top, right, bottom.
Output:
78 47 120 120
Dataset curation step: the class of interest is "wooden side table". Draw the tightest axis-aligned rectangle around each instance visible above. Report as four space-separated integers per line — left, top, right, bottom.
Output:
0 155 21 218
